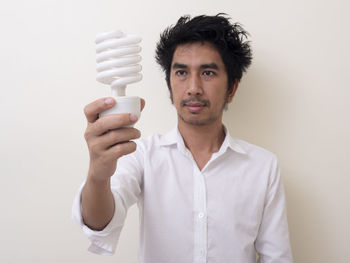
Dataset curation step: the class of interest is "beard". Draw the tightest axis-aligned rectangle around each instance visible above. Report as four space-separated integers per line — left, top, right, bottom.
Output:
169 85 230 126
177 95 227 126
177 112 221 126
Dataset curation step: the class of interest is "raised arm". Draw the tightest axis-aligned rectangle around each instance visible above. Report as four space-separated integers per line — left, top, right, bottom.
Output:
81 97 144 230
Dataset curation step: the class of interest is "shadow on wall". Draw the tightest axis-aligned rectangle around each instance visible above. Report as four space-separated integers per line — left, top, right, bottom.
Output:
224 51 336 262
283 170 332 263
224 49 298 147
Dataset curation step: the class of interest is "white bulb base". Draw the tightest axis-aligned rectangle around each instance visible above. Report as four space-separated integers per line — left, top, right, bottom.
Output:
99 96 141 125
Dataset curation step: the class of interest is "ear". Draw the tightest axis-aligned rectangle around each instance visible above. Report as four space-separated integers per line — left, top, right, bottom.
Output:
227 80 239 103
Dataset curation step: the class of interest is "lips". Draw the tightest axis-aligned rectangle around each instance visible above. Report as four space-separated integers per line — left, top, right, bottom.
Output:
180 97 210 113
185 102 204 107
185 102 205 112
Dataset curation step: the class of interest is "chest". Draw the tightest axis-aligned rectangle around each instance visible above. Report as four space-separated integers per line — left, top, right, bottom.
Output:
142 148 268 225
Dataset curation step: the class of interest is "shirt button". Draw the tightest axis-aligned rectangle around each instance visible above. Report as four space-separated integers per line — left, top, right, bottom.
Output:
198 212 204 218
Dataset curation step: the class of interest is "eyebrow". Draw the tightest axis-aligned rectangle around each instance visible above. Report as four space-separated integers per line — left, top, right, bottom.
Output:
172 63 188 69
200 63 219 70
172 62 219 70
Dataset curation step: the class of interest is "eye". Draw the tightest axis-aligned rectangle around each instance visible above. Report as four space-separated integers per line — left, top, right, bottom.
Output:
175 70 187 76
202 70 215 76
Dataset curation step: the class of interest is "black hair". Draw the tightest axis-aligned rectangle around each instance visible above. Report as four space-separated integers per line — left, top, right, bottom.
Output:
155 13 252 92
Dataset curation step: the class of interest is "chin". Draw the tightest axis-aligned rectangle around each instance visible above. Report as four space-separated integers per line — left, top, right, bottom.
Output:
179 114 217 126
185 120 208 126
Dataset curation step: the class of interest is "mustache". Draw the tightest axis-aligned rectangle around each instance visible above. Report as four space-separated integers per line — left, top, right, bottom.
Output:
180 96 210 107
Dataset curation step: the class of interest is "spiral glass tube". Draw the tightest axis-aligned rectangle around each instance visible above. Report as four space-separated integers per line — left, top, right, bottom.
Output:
95 30 142 96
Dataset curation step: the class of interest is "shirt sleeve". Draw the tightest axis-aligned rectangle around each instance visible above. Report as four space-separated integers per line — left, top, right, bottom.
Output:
72 142 144 255
255 157 293 263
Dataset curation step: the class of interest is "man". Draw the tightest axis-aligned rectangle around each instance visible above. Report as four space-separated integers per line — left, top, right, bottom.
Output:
73 14 293 263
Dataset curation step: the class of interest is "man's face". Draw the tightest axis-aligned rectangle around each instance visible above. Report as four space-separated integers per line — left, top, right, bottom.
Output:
169 41 235 126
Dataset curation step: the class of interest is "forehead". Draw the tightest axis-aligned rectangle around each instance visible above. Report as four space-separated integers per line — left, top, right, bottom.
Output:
172 41 224 67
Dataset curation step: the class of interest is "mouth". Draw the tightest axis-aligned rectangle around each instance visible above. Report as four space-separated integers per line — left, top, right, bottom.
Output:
182 99 209 113
185 103 205 112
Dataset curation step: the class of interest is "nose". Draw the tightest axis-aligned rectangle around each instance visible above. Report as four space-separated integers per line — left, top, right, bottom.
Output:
186 74 203 96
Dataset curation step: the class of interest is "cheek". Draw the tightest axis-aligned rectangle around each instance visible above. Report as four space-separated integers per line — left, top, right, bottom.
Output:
211 91 227 106
173 94 183 106
170 86 183 100
169 88 180 105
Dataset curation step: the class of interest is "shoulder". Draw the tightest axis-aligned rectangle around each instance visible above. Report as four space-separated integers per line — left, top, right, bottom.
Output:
228 136 281 185
230 135 279 165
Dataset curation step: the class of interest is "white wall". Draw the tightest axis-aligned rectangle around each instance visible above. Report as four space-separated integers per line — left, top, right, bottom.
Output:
1 0 349 262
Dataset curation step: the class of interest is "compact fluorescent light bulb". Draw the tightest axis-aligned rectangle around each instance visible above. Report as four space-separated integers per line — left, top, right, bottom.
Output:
96 30 142 118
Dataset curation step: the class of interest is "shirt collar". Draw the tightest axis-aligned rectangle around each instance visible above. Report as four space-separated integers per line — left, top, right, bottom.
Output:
159 126 247 155
222 126 247 155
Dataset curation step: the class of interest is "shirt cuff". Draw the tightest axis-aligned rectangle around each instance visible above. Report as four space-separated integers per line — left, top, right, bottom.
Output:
72 182 127 255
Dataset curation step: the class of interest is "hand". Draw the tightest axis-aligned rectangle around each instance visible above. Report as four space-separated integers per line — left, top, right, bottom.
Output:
83 97 145 182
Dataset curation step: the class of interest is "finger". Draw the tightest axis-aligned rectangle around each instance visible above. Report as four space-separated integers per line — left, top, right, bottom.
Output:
106 141 137 159
91 113 138 136
140 98 146 111
99 128 141 149
84 97 115 123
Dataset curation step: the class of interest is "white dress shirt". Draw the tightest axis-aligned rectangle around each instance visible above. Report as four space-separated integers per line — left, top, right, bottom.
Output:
72 127 293 263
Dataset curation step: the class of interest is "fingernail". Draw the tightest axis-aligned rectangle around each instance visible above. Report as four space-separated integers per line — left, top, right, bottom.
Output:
130 114 138 122
104 98 114 105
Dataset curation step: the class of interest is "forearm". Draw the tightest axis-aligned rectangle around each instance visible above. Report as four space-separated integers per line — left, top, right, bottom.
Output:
81 175 115 231
79 97 143 232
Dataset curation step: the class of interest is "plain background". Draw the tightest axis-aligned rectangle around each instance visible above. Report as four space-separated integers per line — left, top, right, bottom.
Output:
1 0 349 262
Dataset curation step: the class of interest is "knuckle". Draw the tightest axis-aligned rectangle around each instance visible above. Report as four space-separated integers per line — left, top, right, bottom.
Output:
120 114 131 126
97 118 108 132
108 129 120 141
113 144 124 157
107 114 131 129
84 125 97 141
84 126 93 140
113 142 136 157
83 105 90 117
84 131 89 140
84 129 91 142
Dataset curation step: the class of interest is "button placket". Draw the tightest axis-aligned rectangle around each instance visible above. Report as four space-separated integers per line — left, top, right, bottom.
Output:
193 165 207 263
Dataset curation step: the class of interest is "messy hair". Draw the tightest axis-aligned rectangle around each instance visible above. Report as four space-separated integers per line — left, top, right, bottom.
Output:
155 13 252 92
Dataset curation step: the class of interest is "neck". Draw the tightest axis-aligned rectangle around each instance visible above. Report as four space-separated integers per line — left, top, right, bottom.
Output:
178 118 225 154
